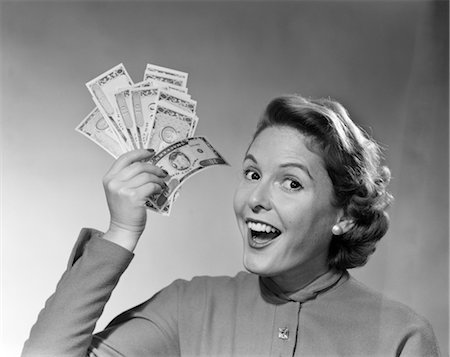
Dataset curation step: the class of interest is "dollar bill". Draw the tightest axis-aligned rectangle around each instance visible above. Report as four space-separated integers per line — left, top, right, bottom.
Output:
145 63 188 82
145 193 174 215
147 137 228 211
143 71 187 89
134 79 189 95
76 108 123 158
80 62 226 216
157 89 197 115
144 64 188 88
130 87 160 148
189 116 199 137
115 88 141 149
86 63 135 151
147 103 195 152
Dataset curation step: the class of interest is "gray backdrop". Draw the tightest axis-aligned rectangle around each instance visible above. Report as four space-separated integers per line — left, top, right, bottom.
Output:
2 1 448 355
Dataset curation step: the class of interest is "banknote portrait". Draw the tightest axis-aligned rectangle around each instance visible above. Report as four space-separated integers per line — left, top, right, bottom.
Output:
169 151 191 171
95 118 108 131
162 126 180 145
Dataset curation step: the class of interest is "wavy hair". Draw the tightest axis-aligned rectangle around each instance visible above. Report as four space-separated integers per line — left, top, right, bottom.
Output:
253 95 393 270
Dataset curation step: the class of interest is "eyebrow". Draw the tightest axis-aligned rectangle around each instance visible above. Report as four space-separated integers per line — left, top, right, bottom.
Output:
243 153 314 181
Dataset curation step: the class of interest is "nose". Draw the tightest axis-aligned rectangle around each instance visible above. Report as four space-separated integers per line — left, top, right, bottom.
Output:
248 180 272 213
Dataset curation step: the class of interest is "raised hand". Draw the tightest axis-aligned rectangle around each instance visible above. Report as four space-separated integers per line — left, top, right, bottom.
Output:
102 149 168 251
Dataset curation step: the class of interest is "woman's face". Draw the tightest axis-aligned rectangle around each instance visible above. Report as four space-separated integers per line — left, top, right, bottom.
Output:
233 126 342 287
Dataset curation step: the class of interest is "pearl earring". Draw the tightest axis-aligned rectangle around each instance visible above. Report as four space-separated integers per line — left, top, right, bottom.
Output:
332 225 342 235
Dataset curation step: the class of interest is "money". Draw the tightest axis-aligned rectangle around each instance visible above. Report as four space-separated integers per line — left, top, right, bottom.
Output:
86 63 135 151
157 89 197 115
145 194 174 216
78 62 228 215
145 63 188 81
115 88 141 149
147 103 195 152
143 71 187 89
144 63 188 88
130 87 159 147
76 108 123 158
146 137 229 211
134 79 189 95
189 116 199 137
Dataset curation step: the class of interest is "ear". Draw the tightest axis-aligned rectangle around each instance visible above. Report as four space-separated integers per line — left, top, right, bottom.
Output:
336 218 355 234
332 210 355 235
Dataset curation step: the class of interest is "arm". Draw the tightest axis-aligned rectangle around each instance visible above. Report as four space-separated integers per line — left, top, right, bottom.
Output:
22 149 171 356
22 229 134 357
397 320 441 357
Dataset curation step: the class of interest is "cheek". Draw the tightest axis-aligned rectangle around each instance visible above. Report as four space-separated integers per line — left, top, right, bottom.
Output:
288 207 336 252
275 198 329 241
233 184 246 217
273 198 306 226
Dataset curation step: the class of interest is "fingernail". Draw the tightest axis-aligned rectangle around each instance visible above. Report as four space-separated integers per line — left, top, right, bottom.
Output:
162 169 169 176
147 149 155 153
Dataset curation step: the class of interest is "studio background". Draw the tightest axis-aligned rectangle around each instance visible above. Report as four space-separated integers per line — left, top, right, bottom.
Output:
1 1 448 356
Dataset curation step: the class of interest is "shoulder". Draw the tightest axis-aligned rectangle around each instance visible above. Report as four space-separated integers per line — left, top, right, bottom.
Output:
121 272 255 320
331 274 436 337
137 271 259 321
169 271 257 298
315 273 441 354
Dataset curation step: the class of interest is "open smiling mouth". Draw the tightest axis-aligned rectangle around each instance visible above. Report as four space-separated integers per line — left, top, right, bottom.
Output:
246 220 281 248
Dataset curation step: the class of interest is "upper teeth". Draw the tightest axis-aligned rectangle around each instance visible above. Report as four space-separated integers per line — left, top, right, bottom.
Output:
247 221 278 233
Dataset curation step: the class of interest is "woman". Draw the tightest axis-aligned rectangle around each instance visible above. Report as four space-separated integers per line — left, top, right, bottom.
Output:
22 95 440 356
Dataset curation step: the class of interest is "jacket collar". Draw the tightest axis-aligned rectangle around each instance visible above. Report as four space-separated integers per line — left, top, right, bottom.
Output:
259 269 348 304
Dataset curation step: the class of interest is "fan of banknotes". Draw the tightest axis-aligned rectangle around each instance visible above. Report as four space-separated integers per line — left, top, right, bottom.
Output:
76 63 228 215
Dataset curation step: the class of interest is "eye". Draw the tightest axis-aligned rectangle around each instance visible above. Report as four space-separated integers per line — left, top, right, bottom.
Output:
244 169 260 181
280 178 303 192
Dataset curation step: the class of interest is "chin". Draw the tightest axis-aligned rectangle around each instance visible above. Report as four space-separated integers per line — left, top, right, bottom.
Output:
242 249 275 277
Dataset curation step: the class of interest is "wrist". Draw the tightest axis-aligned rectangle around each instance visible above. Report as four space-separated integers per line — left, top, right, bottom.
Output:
103 224 143 252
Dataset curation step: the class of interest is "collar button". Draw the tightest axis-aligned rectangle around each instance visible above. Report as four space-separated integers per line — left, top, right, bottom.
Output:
278 327 289 340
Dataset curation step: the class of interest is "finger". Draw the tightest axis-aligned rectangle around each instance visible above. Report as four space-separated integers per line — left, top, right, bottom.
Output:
115 161 168 182
134 182 164 202
123 172 167 190
113 182 163 208
106 149 155 177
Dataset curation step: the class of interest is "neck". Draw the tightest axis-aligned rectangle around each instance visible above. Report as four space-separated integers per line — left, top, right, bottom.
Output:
270 260 330 295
